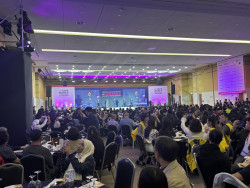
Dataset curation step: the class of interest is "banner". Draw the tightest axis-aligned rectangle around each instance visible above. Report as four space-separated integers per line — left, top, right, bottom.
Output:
52 87 75 108
148 86 168 105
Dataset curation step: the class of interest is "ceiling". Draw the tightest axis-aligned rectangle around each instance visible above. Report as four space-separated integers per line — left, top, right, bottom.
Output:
1 0 250 82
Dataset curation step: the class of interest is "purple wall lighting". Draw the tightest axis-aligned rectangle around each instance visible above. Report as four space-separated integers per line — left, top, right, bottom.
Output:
54 74 166 78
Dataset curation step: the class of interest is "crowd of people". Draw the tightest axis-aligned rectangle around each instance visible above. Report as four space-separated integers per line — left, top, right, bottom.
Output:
0 98 250 187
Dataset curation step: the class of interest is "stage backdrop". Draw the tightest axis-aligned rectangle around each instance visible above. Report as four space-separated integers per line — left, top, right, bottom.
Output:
75 87 148 108
148 85 168 105
52 87 75 108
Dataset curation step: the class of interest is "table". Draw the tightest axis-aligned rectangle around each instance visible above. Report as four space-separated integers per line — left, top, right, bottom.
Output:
22 179 109 188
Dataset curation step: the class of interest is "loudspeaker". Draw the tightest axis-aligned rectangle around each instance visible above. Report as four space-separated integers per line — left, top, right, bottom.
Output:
63 81 67 86
171 84 175 94
46 85 51 97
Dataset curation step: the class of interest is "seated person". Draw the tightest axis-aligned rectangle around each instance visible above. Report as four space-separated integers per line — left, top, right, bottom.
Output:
181 115 204 141
144 116 158 153
138 166 168 188
231 117 250 173
154 136 191 188
118 112 136 132
196 129 231 188
65 127 81 153
159 117 176 138
87 126 104 168
23 129 55 179
0 127 20 164
60 139 95 180
31 114 48 131
219 112 233 145
108 114 119 129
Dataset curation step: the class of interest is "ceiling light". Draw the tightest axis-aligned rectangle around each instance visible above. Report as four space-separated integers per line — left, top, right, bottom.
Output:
136 72 138 73
185 67 188 69
133 80 136 82
142 69 145 70
129 68 131 70
83 80 86 82
119 66 121 68
72 68 74 69
114 80 117 83
59 76 61 78
147 66 149 69
179 69 181 71
42 49 231 57
72 80 75 83
123 80 126 82
57 68 59 69
133 66 135 68
173 67 175 68
143 80 145 82
89 66 91 67
72 65 75 67
94 80 97 82
56 65 58 67
34 29 250 44
124 72 126 73
155 69 157 70
105 80 109 82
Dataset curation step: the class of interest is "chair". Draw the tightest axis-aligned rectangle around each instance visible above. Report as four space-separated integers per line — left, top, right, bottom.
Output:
213 172 249 188
136 135 155 166
21 154 47 182
50 131 62 138
0 156 4 165
106 131 116 146
0 163 24 187
186 138 207 172
176 140 188 174
121 125 133 147
114 158 135 188
115 135 122 159
108 125 118 134
95 142 118 180
193 153 207 188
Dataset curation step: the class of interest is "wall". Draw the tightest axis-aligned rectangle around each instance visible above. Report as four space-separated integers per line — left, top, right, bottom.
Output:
32 72 46 110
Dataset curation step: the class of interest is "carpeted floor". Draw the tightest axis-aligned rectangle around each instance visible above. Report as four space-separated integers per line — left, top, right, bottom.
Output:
98 141 205 188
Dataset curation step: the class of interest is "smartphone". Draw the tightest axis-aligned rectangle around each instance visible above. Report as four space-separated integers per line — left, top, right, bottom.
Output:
187 114 192 117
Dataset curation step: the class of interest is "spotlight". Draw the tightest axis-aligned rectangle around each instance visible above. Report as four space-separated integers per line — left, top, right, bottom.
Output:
0 19 12 36
17 11 34 34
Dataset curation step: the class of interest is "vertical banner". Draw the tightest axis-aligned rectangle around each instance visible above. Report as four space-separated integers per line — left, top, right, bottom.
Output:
148 86 168 105
52 87 75 108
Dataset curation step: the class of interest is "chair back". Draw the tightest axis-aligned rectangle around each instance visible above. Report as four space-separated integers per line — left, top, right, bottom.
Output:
106 131 116 146
136 135 146 154
0 163 24 187
108 125 118 134
115 135 122 158
114 158 135 188
193 153 207 188
21 154 47 182
121 125 131 138
101 142 118 170
176 140 187 164
0 156 4 165
213 172 249 188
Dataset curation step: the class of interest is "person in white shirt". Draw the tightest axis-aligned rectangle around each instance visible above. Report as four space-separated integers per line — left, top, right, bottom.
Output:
54 117 61 129
144 116 158 153
31 114 48 131
181 114 204 141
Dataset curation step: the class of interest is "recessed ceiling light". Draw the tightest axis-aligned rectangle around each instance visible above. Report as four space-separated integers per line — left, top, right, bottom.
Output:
142 68 145 70
42 49 231 57
56 65 58 67
185 67 188 68
155 69 157 70
133 66 135 68
133 80 136 82
124 72 126 73
129 68 131 70
173 67 175 68
72 65 75 67
119 66 121 68
83 80 86 82
94 81 97 82
34 29 250 44
89 66 91 67
114 80 117 82
105 80 109 82
59 76 61 78
123 80 126 82
136 72 138 73
179 69 181 71
72 80 75 82
72 68 74 69
56 68 59 69
147 66 149 69
143 80 145 82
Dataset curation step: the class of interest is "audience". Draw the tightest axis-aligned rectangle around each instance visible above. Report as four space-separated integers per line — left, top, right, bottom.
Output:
23 129 55 179
154 136 191 188
118 112 136 132
144 116 158 153
159 117 176 138
87 125 105 168
219 113 233 145
65 127 81 153
84 107 100 132
60 139 95 180
195 129 231 188
138 167 168 188
0 127 20 164
108 114 119 129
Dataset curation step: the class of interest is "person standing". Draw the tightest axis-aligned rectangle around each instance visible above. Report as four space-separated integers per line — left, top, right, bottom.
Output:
84 107 100 132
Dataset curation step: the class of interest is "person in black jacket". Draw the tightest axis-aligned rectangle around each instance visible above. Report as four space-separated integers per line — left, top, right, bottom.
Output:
87 125 104 168
231 117 250 173
84 107 100 132
195 129 231 188
61 139 95 180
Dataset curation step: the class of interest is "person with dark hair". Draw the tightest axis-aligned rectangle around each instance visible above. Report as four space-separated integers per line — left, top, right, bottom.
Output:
23 129 55 179
118 112 136 132
144 117 158 153
87 126 104 168
219 112 233 145
154 136 191 188
195 129 231 188
0 127 20 164
231 117 250 173
65 127 81 153
181 115 204 141
138 167 168 188
84 107 100 132
137 113 149 137
159 117 176 138
31 113 48 131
